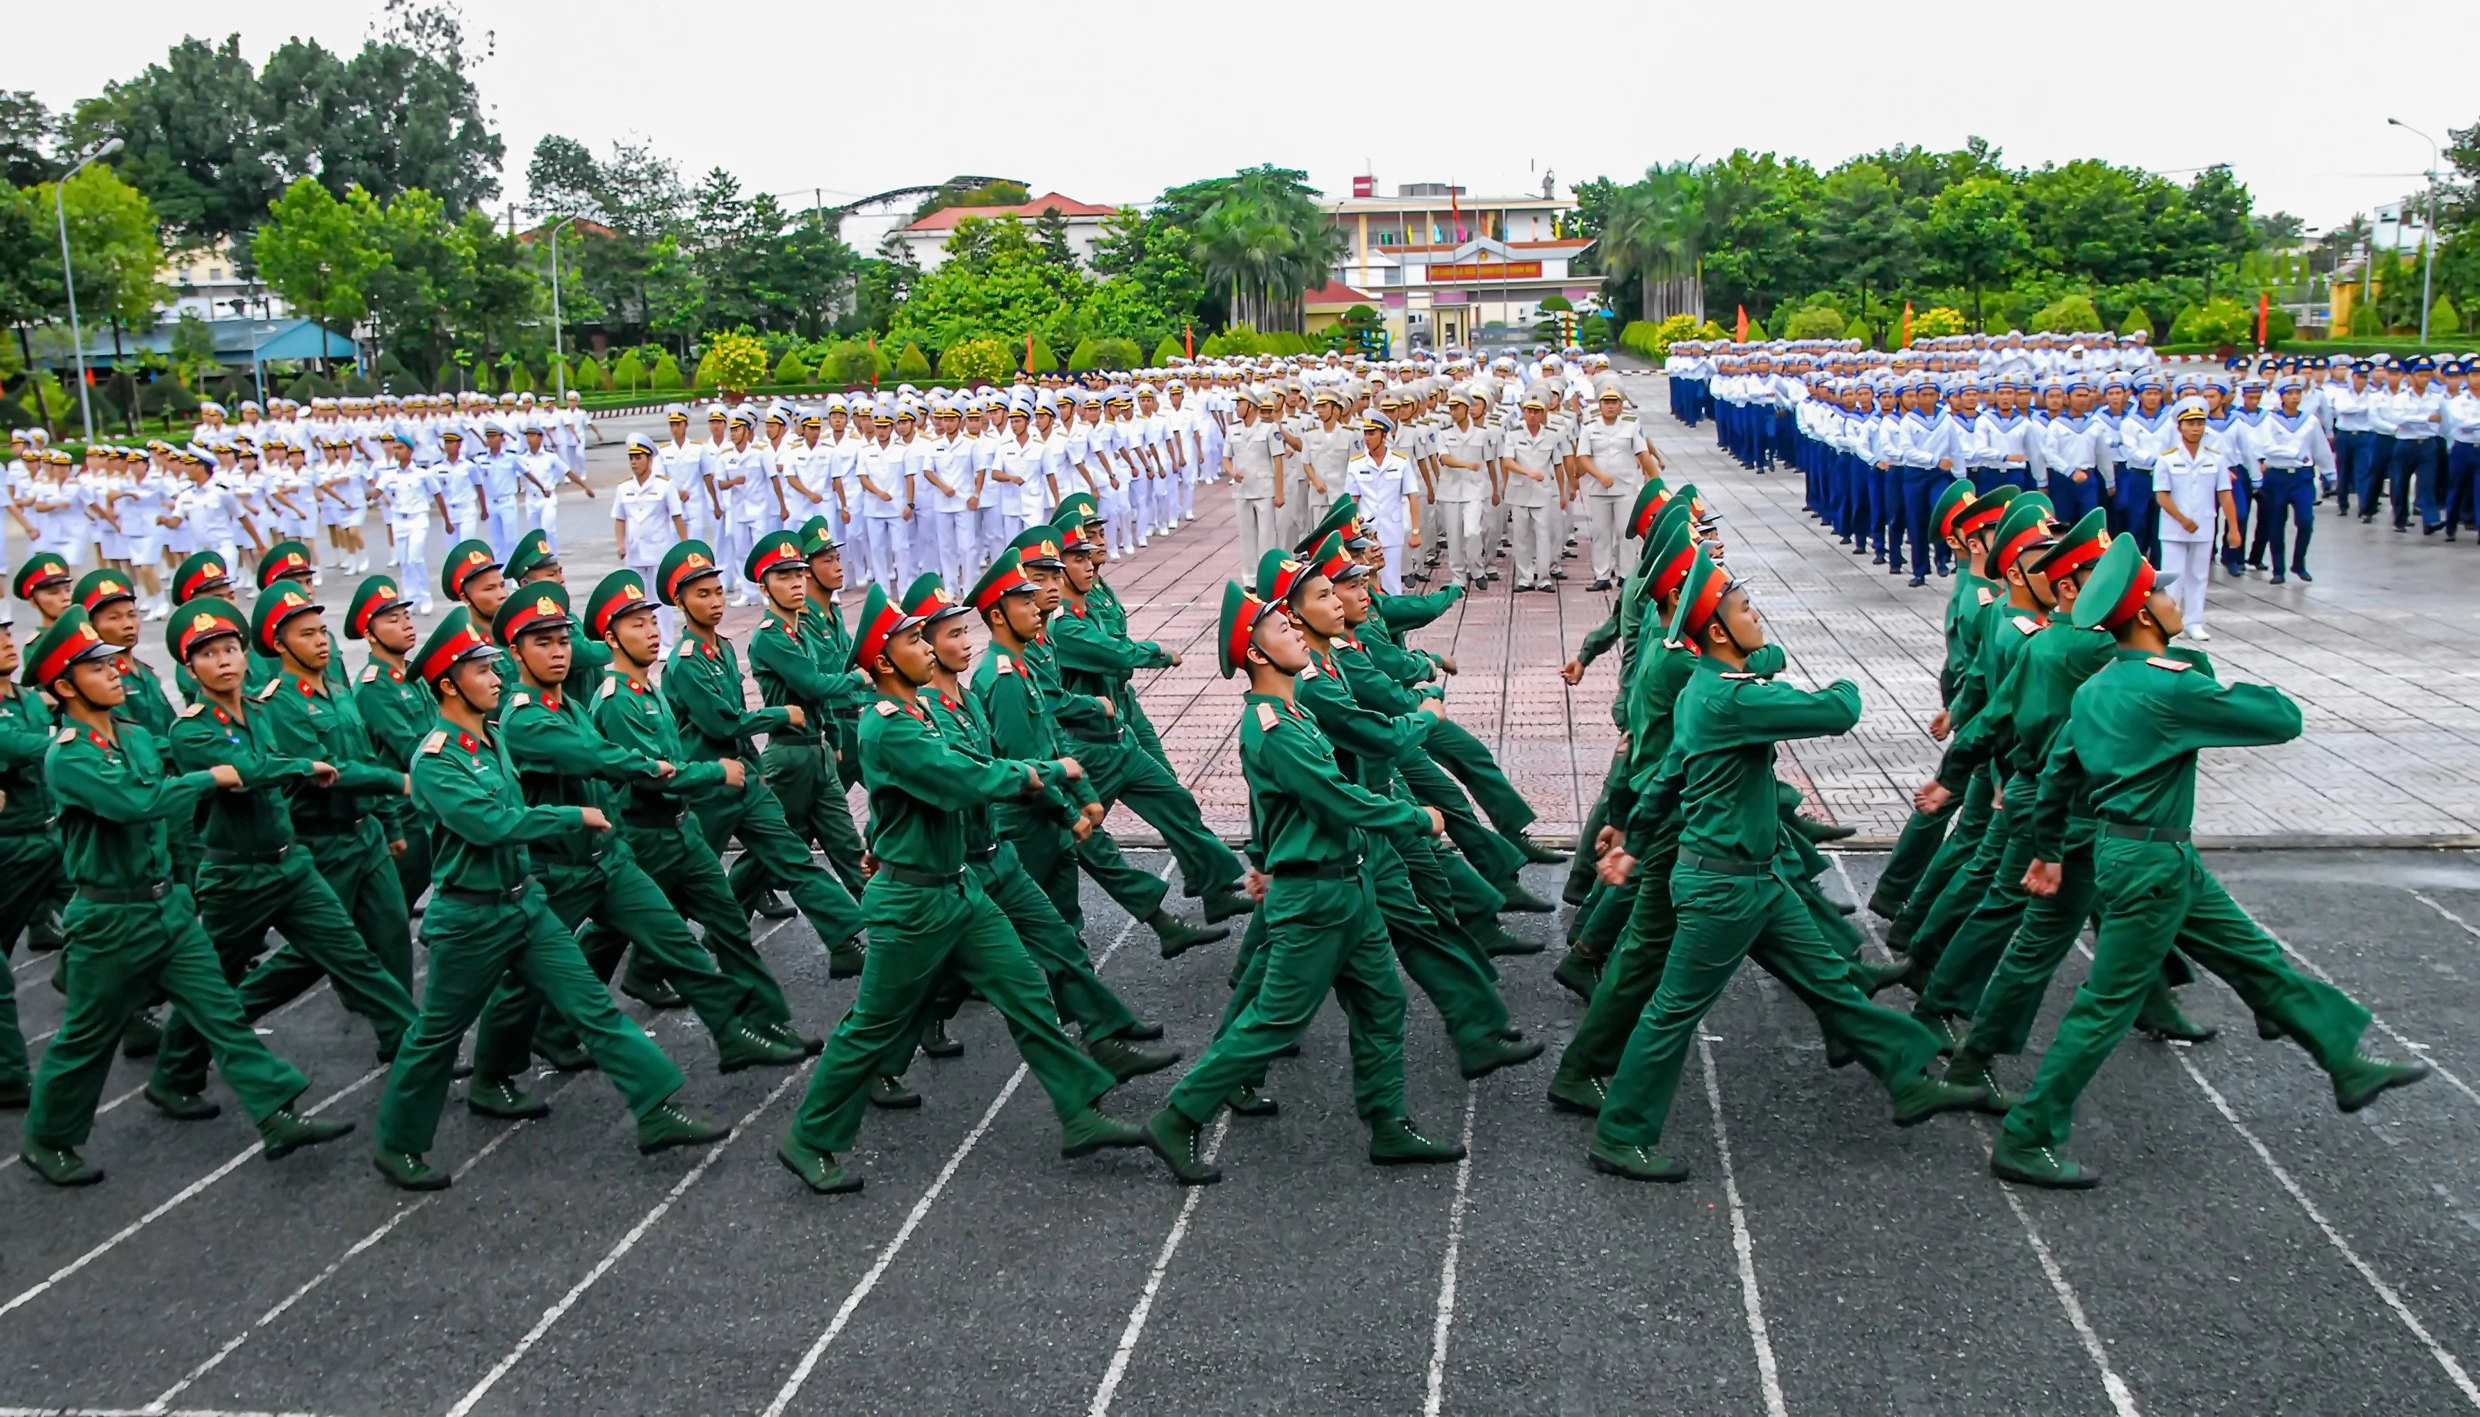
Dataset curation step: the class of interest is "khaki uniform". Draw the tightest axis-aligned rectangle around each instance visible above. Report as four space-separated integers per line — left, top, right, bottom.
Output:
1500 424 1568 588
1578 415 1651 582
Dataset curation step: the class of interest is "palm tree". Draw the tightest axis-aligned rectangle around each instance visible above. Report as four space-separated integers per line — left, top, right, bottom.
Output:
1191 173 1347 334
1600 163 1706 324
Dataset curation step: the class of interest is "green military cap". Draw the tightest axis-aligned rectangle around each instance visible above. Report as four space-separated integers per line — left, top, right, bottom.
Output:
1931 481 1979 541
411 606 498 687
71 567 137 614
745 529 806 583
12 552 73 601
1952 483 2019 539
1665 544 1737 648
1626 478 1670 539
902 572 969 627
798 516 837 557
2029 508 2110 582
171 549 236 605
1217 580 1272 679
1302 530 1367 584
2070 532 2172 633
586 568 660 640
1985 495 2058 580
256 539 316 590
494 578 572 644
249 580 324 657
849 581 919 672
23 607 119 690
655 540 723 606
1053 491 1101 528
504 528 558 583
1640 513 1704 605
165 595 248 664
1010 524 1068 569
1256 547 1312 605
967 548 1036 613
1297 495 1369 554
441 539 500 602
344 574 411 640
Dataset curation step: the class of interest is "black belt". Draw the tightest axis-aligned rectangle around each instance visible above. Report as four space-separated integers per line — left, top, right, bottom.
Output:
877 863 964 888
203 843 293 866
1674 848 1768 877
2102 823 2190 843
292 814 371 837
77 881 170 904
438 876 534 904
963 844 997 865
1271 857 1361 880
623 805 688 829
0 816 59 837
770 730 824 745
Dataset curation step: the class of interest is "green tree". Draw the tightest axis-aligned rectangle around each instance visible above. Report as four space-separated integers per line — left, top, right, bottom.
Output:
649 350 682 389
611 348 645 391
1067 336 1101 372
1152 333 1185 364
0 90 59 187
1920 176 2028 328
1784 307 1846 339
2031 294 2100 332
1696 149 1824 323
2432 295 2462 337
1088 206 1204 329
1185 167 1344 333
1024 333 1060 374
774 346 811 384
1592 162 1706 323
251 177 379 361
168 310 218 384
2118 304 2154 339
894 340 931 379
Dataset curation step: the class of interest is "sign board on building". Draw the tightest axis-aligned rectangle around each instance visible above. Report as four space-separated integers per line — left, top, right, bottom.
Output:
1428 261 1544 283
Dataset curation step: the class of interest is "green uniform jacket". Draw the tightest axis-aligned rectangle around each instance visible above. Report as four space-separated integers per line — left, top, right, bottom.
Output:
1940 574 1997 704
855 692 1061 875
664 628 792 765
565 626 613 697
1615 639 1699 840
1238 691 1430 872
968 642 1098 837
0 686 61 831
1997 623 2115 858
165 699 317 852
501 682 673 861
2040 648 2298 837
1355 611 1445 699
1650 655 1862 865
1934 603 2045 793
921 686 1011 858
113 653 178 739
749 609 859 742
410 715 590 893
253 672 410 840
1051 598 1170 714
1295 646 1431 792
1374 584 1462 634
590 669 730 818
803 595 864 777
1023 633 1118 741
356 657 437 840
46 721 225 892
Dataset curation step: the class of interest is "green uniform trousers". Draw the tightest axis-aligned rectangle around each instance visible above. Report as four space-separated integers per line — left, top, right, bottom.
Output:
698 780 866 952
1594 865 1943 1150
1069 825 1172 925
392 811 435 916
1917 797 2039 1018
375 883 683 1155
786 875 1115 1155
1900 774 2006 969
1080 738 1243 899
1963 818 2102 1060
1886 766 1993 951
762 739 870 901
1869 789 1962 919
474 854 760 1080
2002 839 2372 1153
28 890 310 1148
304 820 415 988
1398 750 1529 893
1118 685 1176 777
1558 844 1681 1085
975 842 1139 1042
153 851 418 1097
1563 749 1625 906
1166 869 1408 1126
1424 716 1536 839
0 833 70 1091
613 819 794 1027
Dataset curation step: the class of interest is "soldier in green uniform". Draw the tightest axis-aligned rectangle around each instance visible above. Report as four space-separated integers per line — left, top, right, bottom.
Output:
1990 538 2430 1189
440 539 509 630
370 609 723 1191
1143 582 1465 1186
0 614 70 1109
1558 479 1678 915
657 541 868 977
980 526 1225 959
466 582 800 1113
908 569 1177 1080
503 527 613 696
742 530 867 921
1051 493 1179 776
69 568 181 1057
795 517 871 897
1049 509 1252 920
143 593 419 1118
18 608 353 1186
249 580 420 987
1587 554 1986 1183
344 576 437 914
585 568 820 1060
775 584 1155 1196
13 554 77 630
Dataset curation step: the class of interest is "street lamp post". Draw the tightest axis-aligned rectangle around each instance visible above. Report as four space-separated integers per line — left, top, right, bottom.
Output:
544 214 580 398
52 136 125 441
2388 118 2440 345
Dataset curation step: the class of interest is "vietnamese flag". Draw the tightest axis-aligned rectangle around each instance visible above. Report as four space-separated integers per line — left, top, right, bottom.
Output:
2258 292 2270 347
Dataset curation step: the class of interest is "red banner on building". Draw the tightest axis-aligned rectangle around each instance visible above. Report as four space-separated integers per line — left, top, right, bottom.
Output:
1427 261 1543 283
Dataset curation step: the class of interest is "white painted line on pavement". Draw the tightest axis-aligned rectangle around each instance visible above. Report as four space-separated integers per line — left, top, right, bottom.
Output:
1696 1036 1785 1417
2174 1051 2480 1410
763 869 1168 1417
0 1407 345 1416
0 1066 384 1322
2259 893 2479 1109
445 1063 809 1417
1087 1113 1231 1417
1420 1082 1482 1417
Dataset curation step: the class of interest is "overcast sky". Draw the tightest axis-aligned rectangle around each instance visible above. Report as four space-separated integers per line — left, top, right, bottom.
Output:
19 0 2467 237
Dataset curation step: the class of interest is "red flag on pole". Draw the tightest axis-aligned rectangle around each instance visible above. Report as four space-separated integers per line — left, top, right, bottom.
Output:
1024 334 1034 372
1902 301 1914 348
2257 292 2270 348
1735 305 1748 342
867 334 878 388
1184 322 1194 359
1451 184 1465 244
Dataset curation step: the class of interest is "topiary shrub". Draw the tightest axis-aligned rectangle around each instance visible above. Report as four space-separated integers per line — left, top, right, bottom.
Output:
2117 305 2154 340
938 336 1015 385
2168 297 2253 348
2432 296 2462 337
610 349 646 392
1539 293 1573 312
775 348 812 385
286 370 337 401
1784 307 1847 340
650 351 684 390
1024 334 1061 375
1152 333 1185 365
894 341 932 380
2031 294 2101 334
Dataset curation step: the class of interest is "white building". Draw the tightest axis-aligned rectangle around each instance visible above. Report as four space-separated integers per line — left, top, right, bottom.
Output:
163 240 288 323
1322 180 1594 351
2373 200 2436 254
896 192 1121 271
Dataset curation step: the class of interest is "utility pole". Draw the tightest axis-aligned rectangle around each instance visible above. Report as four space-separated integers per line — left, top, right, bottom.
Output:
2388 119 2441 344
53 136 124 440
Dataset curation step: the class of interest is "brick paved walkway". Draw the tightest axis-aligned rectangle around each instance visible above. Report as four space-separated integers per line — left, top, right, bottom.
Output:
1105 371 2480 846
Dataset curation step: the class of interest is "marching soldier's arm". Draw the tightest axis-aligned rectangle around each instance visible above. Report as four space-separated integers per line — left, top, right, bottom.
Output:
1574 602 1622 667
0 704 51 770
592 692 728 794
1356 628 1440 690
2165 671 2304 751
415 749 586 845
1336 649 1431 719
49 735 226 821
859 704 1059 810
1301 665 1433 765
1049 613 1161 677
260 691 403 797
1256 717 1432 842
1722 675 1863 744
168 709 317 787
2028 730 2084 862
503 698 668 785
665 651 793 743
1376 585 1462 632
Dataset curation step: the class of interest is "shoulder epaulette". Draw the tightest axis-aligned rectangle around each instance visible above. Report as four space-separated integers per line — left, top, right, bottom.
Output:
994 655 1015 675
54 725 77 744
2146 656 2191 672
2011 616 2040 636
1720 670 1761 682
358 664 378 684
1254 701 1280 730
1975 587 1995 605
178 702 205 718
507 691 530 708
252 679 282 701
420 729 448 754
875 699 898 716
